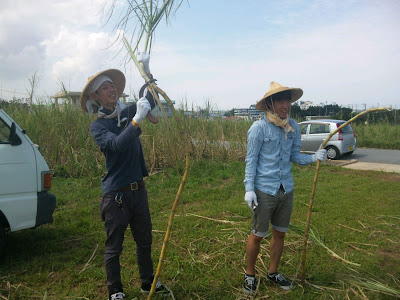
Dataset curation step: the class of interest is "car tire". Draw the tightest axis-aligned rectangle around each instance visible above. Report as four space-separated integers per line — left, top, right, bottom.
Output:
0 224 5 256
326 146 340 160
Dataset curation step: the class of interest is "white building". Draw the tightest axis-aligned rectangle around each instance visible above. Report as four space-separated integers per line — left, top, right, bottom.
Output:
233 105 264 121
300 100 313 110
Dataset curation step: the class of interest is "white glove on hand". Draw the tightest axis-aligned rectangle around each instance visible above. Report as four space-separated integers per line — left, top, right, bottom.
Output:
312 148 327 162
244 191 258 210
137 52 151 74
133 97 151 124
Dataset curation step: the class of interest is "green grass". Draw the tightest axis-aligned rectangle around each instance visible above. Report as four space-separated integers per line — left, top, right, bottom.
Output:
1 161 399 299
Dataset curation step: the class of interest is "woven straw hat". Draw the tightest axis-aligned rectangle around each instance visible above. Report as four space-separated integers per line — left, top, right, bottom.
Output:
80 69 125 112
255 82 303 111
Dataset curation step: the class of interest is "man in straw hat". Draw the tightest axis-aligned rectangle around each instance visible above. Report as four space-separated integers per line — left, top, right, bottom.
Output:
242 82 327 294
81 53 166 300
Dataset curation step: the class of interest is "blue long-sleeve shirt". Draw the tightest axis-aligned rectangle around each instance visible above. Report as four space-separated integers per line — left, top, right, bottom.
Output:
244 116 313 196
90 104 148 194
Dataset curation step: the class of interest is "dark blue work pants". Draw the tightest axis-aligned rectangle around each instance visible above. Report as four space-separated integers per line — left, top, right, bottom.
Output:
100 188 154 295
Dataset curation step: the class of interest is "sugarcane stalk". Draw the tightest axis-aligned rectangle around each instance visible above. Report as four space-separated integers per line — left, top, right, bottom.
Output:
300 107 390 284
146 86 190 299
123 36 190 299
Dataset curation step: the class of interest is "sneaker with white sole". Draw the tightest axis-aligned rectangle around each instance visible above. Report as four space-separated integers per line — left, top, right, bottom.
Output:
267 272 293 290
109 292 125 300
141 278 167 294
243 274 257 295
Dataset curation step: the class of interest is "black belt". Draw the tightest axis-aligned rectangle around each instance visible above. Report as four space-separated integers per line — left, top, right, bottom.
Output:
117 180 145 192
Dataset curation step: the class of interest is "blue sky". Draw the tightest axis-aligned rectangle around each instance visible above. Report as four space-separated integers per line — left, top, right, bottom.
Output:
1 0 399 110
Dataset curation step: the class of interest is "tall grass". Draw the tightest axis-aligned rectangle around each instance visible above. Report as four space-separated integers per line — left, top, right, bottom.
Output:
3 102 250 177
353 122 400 149
2 102 399 178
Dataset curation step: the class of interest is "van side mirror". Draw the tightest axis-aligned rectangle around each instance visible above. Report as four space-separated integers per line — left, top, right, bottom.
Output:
9 122 22 146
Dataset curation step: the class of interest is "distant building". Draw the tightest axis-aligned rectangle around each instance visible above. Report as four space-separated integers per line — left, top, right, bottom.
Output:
233 105 264 121
51 91 129 108
305 115 331 121
300 100 313 110
149 99 175 118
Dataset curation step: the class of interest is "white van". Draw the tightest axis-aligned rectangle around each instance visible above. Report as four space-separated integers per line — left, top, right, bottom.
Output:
0 106 56 255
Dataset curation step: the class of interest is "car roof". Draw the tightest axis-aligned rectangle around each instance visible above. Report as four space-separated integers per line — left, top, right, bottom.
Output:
299 119 345 124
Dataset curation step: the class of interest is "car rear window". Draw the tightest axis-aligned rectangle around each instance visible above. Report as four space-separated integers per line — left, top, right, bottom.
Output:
337 122 353 133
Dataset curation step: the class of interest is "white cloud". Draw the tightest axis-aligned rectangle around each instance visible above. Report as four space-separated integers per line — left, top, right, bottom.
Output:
0 0 399 109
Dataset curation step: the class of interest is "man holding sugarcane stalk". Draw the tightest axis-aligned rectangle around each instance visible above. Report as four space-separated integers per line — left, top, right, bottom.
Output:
80 53 167 300
243 82 327 294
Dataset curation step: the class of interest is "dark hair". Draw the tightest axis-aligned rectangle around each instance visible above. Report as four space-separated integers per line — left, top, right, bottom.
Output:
266 90 292 103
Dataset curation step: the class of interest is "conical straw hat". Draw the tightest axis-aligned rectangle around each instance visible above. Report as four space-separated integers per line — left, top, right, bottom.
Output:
80 69 125 112
255 82 303 111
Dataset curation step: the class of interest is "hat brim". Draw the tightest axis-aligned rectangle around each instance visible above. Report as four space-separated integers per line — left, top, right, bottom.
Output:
255 87 303 111
80 69 126 112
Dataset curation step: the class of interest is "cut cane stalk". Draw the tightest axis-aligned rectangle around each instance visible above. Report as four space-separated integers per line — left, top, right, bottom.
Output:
120 2 189 295
300 107 390 284
125 43 190 299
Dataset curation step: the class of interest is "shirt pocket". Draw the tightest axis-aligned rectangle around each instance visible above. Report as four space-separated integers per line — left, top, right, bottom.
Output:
262 136 279 153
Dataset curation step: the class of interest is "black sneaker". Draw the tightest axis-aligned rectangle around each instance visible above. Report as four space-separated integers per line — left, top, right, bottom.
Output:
109 292 125 300
267 272 293 290
141 278 168 294
243 274 257 295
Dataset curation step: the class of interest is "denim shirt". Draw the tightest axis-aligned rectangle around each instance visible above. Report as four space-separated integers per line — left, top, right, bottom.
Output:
244 116 313 196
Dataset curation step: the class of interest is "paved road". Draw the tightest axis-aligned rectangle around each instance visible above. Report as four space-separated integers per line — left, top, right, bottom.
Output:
344 148 400 165
330 148 400 173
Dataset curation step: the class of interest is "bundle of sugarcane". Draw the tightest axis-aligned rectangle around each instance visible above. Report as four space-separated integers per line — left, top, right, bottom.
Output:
105 1 188 298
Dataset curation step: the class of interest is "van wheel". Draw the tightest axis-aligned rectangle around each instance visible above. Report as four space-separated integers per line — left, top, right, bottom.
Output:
326 146 340 160
0 224 5 256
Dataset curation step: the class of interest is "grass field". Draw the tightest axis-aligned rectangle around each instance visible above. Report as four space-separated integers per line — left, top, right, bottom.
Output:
1 160 399 299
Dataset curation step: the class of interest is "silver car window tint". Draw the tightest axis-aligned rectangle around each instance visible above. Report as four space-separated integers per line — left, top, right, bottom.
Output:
310 123 329 134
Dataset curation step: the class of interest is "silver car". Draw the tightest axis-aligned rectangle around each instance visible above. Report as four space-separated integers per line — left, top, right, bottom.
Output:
299 119 357 160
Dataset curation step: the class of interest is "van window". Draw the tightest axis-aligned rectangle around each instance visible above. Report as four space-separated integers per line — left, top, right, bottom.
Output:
310 123 330 134
0 119 10 142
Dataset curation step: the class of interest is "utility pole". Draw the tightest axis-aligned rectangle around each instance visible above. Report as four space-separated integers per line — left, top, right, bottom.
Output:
363 103 366 111
325 101 328 116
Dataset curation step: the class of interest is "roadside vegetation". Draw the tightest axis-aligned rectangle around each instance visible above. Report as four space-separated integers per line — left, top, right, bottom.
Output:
0 101 399 299
1 101 399 178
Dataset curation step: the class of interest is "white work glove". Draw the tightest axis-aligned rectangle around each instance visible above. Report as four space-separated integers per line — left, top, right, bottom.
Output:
133 97 151 125
312 148 327 162
244 191 258 210
137 52 151 74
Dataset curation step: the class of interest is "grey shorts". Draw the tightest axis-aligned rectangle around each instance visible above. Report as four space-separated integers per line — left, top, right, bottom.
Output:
251 187 294 237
